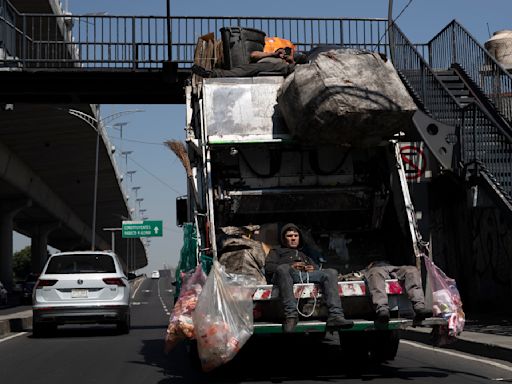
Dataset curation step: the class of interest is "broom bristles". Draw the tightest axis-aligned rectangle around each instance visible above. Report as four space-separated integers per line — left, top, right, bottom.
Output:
165 140 192 178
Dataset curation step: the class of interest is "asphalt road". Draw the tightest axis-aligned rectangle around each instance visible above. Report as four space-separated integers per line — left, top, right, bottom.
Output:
1 276 511 384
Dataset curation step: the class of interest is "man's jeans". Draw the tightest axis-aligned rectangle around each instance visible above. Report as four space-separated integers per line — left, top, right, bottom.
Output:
363 265 425 312
272 264 344 318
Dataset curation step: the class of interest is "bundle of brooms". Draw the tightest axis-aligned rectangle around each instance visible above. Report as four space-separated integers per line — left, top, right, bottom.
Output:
165 140 200 205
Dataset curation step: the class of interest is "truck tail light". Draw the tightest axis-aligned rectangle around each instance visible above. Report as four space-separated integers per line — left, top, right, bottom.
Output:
35 279 57 289
103 278 126 287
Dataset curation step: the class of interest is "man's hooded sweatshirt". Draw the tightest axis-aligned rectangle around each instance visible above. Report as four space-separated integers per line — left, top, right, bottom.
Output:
265 223 318 281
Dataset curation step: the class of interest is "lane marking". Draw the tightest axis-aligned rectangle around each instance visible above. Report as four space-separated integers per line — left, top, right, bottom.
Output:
0 332 28 343
157 279 171 316
402 340 512 373
131 278 144 299
131 301 148 306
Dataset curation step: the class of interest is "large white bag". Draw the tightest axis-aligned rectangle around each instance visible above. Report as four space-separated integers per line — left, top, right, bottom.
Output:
278 48 417 146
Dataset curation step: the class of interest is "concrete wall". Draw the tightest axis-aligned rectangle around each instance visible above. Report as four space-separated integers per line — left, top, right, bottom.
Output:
429 175 512 314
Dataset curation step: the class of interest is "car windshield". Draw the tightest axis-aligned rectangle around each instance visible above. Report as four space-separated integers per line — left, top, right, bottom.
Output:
46 254 116 274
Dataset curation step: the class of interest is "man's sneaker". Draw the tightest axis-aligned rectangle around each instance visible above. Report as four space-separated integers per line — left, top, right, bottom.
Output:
375 308 390 325
191 64 212 78
282 317 298 333
414 307 433 321
326 315 354 329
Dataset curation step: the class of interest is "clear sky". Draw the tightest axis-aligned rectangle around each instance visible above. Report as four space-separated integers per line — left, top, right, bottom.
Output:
13 0 512 274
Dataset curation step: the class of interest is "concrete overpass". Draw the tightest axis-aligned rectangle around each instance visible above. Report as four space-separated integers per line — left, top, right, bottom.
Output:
0 0 148 288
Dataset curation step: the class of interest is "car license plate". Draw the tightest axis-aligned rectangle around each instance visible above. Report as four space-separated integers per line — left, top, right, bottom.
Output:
71 289 88 298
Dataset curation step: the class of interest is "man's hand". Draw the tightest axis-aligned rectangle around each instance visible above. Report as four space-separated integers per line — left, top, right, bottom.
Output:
292 262 315 272
292 262 306 271
273 48 286 59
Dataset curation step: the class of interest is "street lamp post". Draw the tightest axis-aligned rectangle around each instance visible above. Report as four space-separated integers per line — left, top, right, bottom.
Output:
113 122 128 141
67 109 144 250
126 170 136 182
121 150 133 173
103 227 121 253
135 198 144 218
132 186 141 198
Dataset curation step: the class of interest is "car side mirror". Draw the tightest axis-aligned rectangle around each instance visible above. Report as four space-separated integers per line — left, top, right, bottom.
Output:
127 272 136 280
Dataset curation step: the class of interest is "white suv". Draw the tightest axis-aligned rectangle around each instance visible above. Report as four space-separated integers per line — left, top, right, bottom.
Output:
32 251 130 337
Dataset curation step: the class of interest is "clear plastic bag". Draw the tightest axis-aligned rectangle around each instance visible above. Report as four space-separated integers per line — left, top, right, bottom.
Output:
192 260 258 372
164 265 207 353
424 256 465 345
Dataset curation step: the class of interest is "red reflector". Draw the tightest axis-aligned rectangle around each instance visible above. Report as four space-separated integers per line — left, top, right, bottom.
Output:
35 279 58 288
103 278 125 287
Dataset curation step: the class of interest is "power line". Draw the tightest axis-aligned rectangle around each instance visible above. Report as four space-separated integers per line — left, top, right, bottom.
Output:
110 136 166 146
374 0 414 52
128 157 184 195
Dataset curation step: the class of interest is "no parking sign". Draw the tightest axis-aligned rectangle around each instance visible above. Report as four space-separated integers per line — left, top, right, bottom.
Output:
400 143 427 182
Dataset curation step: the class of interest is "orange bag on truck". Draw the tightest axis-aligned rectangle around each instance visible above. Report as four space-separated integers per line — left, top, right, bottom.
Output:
263 37 296 54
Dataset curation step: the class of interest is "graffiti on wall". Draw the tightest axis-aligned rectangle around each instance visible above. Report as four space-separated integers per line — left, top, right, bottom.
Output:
471 208 512 286
430 200 512 312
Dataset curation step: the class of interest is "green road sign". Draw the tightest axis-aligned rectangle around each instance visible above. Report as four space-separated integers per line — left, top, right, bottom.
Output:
122 220 163 238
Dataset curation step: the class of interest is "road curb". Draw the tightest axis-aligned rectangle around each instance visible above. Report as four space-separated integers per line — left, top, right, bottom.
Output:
401 327 512 363
0 315 32 338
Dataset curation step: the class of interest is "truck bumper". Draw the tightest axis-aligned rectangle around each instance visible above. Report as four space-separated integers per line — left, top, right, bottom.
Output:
253 317 447 334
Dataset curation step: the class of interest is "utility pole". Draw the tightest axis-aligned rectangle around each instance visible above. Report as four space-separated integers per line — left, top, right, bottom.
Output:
388 0 395 63
166 0 172 61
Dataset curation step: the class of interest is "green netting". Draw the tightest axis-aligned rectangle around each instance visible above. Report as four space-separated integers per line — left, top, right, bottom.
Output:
174 223 198 296
200 253 213 274
174 223 215 298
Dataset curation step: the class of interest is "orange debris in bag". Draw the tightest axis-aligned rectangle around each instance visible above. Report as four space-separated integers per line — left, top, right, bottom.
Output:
263 37 296 54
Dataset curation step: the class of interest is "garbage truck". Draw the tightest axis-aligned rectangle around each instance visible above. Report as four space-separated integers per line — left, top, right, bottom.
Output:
173 45 449 362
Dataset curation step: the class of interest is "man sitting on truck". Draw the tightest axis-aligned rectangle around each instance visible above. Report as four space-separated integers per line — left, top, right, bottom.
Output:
362 261 433 324
265 223 354 333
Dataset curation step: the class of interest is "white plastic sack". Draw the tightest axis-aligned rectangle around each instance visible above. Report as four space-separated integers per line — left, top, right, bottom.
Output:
192 260 257 372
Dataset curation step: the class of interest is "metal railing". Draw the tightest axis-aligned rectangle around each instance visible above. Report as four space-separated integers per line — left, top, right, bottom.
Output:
390 23 512 201
428 20 512 126
1 3 392 69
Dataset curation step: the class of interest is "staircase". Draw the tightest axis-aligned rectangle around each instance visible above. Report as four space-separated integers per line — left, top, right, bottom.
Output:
434 69 474 107
390 21 512 212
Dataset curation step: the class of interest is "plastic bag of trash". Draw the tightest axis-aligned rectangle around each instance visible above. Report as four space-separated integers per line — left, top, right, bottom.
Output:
192 260 258 371
424 256 465 345
277 48 416 146
164 265 207 353
218 225 267 284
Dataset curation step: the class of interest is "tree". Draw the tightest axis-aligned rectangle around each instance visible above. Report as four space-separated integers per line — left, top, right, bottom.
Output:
13 246 31 280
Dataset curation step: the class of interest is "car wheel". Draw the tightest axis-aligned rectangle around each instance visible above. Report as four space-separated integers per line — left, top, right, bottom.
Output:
117 314 130 334
33 321 56 338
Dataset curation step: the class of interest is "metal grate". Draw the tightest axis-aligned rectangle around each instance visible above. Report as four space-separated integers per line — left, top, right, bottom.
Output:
0 4 391 69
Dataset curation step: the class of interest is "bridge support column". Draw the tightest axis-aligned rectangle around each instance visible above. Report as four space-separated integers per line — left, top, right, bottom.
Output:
30 222 60 274
0 199 32 289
